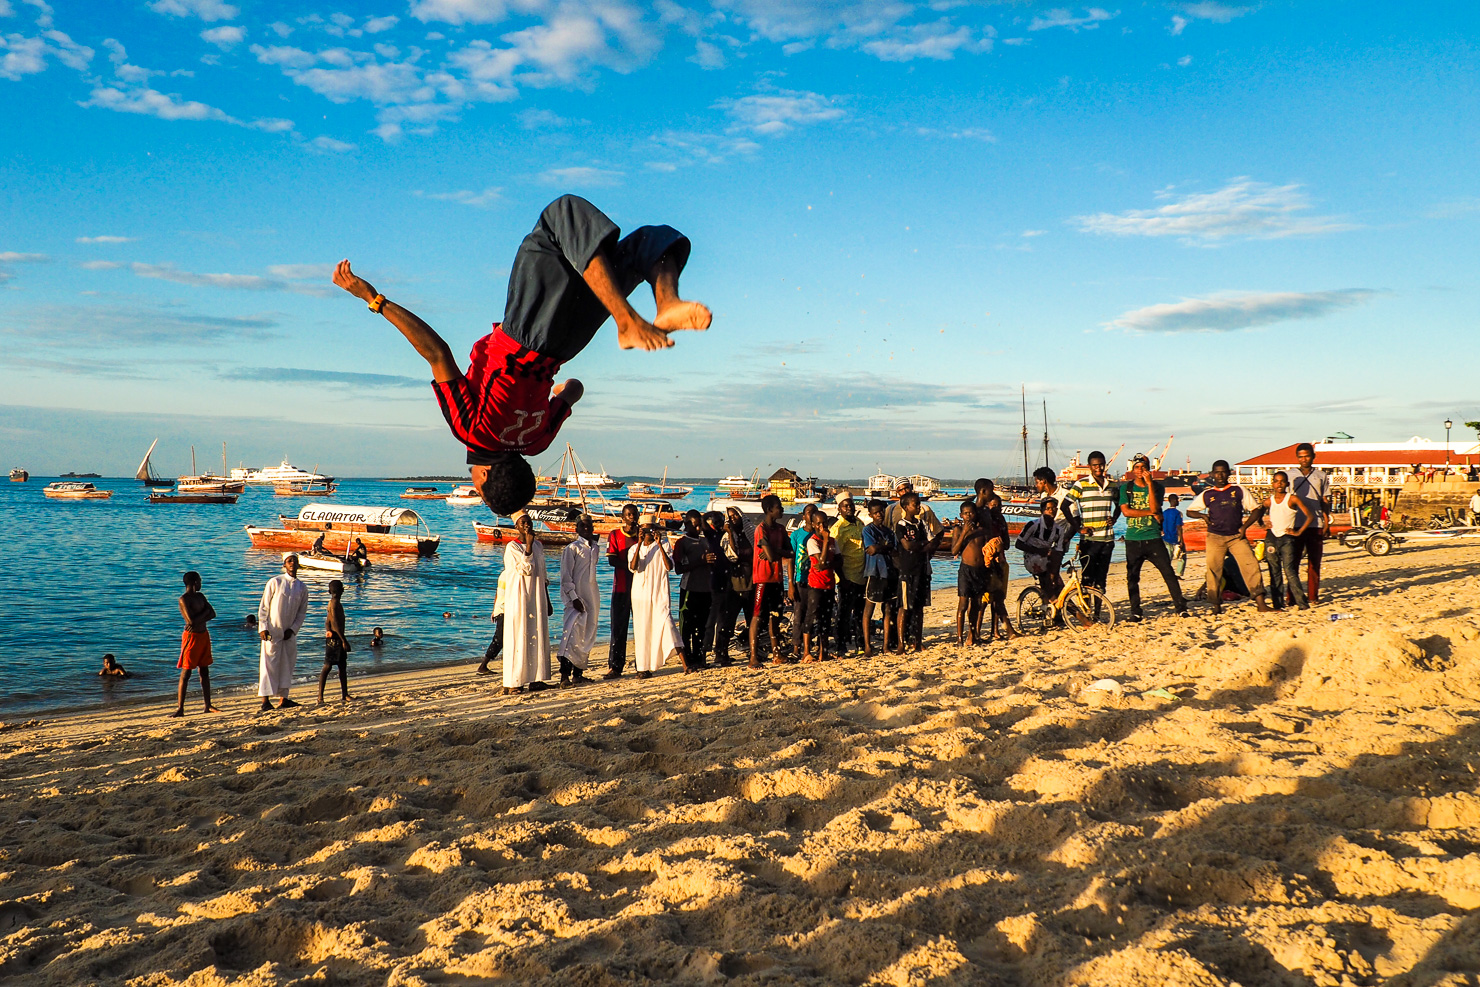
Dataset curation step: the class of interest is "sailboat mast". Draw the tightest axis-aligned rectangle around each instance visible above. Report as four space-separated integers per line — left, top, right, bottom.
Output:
1042 401 1049 472
191 445 196 476
221 442 226 478
1021 387 1029 489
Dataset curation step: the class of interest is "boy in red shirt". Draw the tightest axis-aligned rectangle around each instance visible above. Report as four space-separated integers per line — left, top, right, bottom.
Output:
334 195 710 515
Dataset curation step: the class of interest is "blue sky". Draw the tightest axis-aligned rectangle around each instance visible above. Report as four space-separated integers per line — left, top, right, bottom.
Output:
2 0 1477 480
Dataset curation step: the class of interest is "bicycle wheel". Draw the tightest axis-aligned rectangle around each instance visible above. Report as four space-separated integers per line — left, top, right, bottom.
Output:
1062 585 1114 632
1016 586 1051 635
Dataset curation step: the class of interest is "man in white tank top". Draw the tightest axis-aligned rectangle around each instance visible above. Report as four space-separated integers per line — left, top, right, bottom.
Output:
1259 471 1316 610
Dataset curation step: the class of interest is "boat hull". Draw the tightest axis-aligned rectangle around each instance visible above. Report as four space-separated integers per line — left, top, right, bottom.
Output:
473 522 577 546
44 489 113 500
288 552 365 574
247 526 438 556
150 492 239 504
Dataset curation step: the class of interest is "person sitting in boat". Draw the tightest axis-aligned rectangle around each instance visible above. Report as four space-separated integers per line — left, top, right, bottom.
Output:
99 653 131 678
310 533 327 556
351 539 370 565
332 195 711 517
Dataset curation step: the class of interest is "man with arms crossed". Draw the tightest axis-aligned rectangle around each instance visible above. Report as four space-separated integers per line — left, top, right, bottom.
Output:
749 495 793 668
333 195 710 516
258 555 308 711
1187 460 1272 615
1066 451 1118 611
1287 442 1331 605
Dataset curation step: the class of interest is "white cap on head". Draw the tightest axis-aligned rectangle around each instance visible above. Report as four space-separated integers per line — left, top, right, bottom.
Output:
834 488 853 504
510 509 528 525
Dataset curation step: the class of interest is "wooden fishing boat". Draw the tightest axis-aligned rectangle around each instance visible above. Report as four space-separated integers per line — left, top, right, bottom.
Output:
446 484 482 506
287 551 366 574
43 481 113 500
247 503 440 556
149 490 239 504
178 443 245 493
473 522 577 547
400 486 447 500
626 467 693 501
275 480 337 497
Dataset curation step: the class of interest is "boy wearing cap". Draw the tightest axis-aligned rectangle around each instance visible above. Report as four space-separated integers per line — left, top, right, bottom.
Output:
333 195 710 518
1120 455 1188 621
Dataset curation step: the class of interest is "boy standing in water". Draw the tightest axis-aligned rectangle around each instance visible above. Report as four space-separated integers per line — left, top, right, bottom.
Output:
172 571 218 717
317 580 353 706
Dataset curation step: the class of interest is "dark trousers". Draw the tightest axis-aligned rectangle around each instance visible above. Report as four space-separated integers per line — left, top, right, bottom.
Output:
504 196 690 362
707 585 745 664
834 578 864 653
1124 538 1186 616
679 589 711 663
1264 534 1308 609
1080 540 1114 592
799 587 833 646
1289 525 1324 603
607 591 632 674
484 617 504 660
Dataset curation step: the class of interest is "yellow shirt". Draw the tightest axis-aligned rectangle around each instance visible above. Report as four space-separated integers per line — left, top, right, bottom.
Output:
830 515 866 584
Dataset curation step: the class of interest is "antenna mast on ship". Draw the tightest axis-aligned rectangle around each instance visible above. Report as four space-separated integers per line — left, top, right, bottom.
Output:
1042 401 1049 472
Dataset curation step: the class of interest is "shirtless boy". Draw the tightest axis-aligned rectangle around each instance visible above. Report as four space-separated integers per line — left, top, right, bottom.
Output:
172 571 219 717
951 500 989 645
334 195 710 515
317 579 353 705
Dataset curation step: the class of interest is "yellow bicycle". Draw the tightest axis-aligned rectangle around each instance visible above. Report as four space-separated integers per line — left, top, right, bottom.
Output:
1016 552 1115 634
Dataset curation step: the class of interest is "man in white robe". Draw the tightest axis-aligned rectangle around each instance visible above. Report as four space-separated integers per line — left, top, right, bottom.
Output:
557 516 600 687
258 554 309 710
501 512 552 695
629 526 683 678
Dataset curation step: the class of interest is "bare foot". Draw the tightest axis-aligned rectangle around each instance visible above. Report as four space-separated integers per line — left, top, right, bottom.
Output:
279 698 300 709
204 705 222 713
316 699 327 708
653 300 712 332
259 700 272 712
168 709 184 718
617 318 673 351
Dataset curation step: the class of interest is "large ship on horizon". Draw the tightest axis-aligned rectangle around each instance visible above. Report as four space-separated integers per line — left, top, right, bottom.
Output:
230 460 335 486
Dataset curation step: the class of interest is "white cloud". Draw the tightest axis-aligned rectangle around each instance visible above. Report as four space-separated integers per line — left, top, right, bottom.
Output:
1180 2 1253 24
1106 289 1377 334
1073 179 1355 244
308 134 356 152
364 15 400 33
861 22 986 61
915 125 994 141
268 21 292 37
409 0 549 26
148 0 239 22
79 260 123 269
539 166 623 187
1021 229 1045 237
518 107 575 128
1177 54 1191 66
265 263 335 279
83 84 234 122
416 186 503 207
1028 7 1116 31
200 25 245 48
130 262 334 296
76 235 135 244
719 89 844 135
0 28 92 80
0 1 13 16
0 251 48 262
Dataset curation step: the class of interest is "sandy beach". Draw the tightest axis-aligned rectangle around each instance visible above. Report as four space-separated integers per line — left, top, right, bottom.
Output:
3 542 1478 986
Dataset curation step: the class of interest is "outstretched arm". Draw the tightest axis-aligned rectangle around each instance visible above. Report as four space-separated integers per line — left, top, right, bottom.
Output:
334 260 461 382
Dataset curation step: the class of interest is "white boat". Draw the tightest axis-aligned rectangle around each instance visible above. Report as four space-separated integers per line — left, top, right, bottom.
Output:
43 481 113 500
866 473 898 498
563 470 623 490
285 551 365 575
9 468 27 482
446 484 483 506
906 474 942 499
230 459 335 486
716 475 752 490
179 442 245 493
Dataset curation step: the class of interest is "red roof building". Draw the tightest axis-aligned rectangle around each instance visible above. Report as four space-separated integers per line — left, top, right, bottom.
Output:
1237 438 1480 489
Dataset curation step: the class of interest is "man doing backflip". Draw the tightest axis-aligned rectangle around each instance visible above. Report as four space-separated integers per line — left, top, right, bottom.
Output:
334 195 711 515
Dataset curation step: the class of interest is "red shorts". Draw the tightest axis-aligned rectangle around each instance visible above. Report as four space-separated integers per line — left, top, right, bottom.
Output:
178 629 212 670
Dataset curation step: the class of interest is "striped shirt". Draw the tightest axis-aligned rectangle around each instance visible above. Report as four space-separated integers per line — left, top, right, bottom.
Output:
1068 477 1117 543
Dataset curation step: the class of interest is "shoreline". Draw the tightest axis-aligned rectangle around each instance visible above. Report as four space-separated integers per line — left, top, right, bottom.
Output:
3 542 1476 985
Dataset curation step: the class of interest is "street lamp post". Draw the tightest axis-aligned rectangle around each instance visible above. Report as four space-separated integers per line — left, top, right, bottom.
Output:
1445 419 1453 468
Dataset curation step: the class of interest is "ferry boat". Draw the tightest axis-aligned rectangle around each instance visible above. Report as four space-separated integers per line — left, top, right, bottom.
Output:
245 503 440 556
716 475 752 490
446 484 483 506
563 469 623 491
905 474 942 499
230 460 335 486
866 473 897 498
8 468 27 482
400 486 447 500
43 481 113 500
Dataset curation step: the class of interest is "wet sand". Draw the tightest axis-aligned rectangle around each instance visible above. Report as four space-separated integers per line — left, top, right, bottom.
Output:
3 542 1479 985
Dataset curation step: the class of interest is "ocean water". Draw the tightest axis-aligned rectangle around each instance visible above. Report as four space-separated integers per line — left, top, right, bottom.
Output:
0 479 1038 715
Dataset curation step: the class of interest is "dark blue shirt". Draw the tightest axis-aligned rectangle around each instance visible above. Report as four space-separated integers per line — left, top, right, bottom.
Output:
862 522 896 579
1161 506 1184 545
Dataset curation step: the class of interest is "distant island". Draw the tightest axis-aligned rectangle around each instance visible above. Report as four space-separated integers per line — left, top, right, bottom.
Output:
381 476 466 482
60 472 102 479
